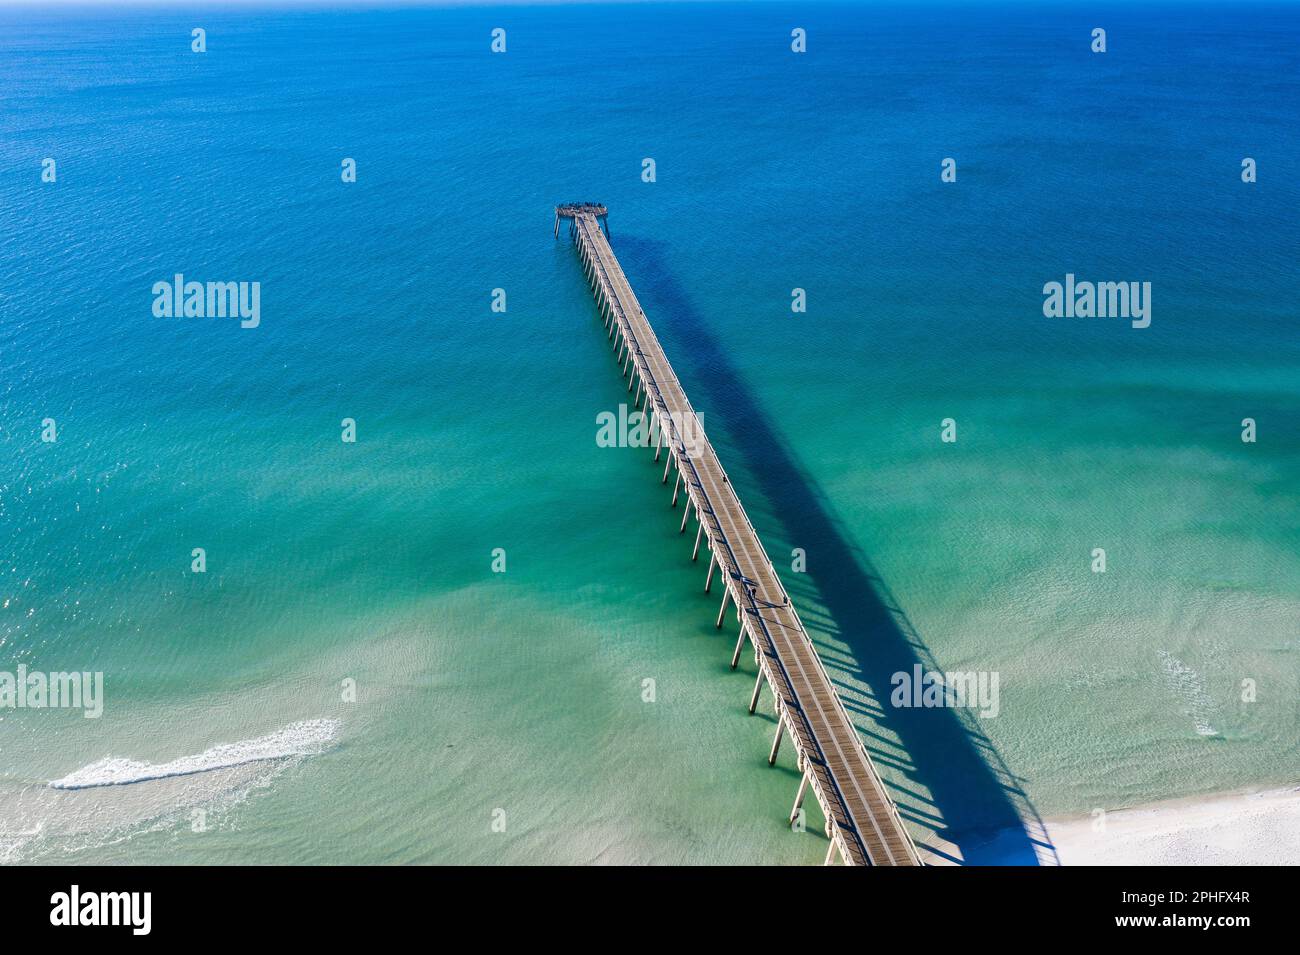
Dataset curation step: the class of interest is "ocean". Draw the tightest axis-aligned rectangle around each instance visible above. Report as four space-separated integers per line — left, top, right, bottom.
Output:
1 1 1297 865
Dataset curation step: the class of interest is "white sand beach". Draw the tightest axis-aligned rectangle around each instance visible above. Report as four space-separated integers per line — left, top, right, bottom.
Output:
974 787 1300 866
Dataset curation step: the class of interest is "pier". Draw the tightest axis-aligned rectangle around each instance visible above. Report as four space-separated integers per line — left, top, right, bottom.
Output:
556 203 922 866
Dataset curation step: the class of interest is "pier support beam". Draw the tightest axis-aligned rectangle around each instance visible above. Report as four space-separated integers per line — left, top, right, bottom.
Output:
730 621 748 669
662 453 673 484
768 718 785 766
748 668 766 714
789 771 810 826
671 471 681 508
679 498 691 532
704 550 716 593
715 587 731 629
691 521 704 560
824 832 840 866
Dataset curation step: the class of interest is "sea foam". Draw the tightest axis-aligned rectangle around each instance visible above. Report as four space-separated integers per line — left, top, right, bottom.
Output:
48 719 340 790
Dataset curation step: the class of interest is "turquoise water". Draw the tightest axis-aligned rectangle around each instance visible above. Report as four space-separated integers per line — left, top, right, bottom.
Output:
1 2 1297 864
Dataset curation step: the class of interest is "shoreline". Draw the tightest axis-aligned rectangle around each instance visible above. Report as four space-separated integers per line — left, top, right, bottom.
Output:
973 786 1300 866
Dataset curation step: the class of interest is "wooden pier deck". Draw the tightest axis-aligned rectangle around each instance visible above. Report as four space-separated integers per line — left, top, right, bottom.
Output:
557 204 922 866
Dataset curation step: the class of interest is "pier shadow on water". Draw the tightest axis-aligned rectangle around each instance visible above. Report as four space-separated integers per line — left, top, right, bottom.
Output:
615 237 1057 866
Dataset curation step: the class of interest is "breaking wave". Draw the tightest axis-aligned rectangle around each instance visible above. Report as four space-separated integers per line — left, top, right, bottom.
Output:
49 719 340 790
